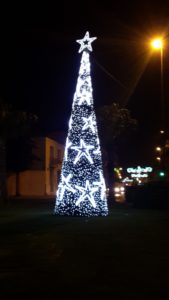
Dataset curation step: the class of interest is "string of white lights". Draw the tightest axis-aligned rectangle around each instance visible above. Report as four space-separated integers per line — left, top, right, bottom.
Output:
55 32 108 216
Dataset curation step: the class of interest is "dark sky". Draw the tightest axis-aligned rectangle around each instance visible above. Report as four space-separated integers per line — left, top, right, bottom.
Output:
1 1 169 166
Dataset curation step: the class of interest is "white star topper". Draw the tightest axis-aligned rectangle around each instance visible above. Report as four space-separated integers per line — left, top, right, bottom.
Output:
76 31 97 53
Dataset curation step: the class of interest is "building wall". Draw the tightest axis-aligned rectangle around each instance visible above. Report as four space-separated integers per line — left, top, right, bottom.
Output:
7 136 64 197
7 171 46 196
7 173 16 196
19 170 46 196
45 137 63 195
31 137 45 170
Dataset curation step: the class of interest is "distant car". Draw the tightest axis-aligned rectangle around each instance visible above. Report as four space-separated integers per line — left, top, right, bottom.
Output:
113 182 125 202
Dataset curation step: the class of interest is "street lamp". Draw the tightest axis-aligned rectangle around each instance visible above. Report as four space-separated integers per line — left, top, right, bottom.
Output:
151 38 169 179
151 38 163 50
155 146 162 152
151 37 165 131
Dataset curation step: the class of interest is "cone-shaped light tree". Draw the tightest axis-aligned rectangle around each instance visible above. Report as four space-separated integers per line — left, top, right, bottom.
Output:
54 32 108 216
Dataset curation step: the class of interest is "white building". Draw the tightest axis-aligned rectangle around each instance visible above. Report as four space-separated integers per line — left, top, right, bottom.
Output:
7 137 64 197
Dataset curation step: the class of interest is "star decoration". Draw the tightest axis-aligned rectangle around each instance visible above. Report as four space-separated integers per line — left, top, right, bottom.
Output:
82 115 96 133
71 139 94 164
93 171 106 200
75 180 98 208
57 174 76 200
65 137 72 161
76 31 97 53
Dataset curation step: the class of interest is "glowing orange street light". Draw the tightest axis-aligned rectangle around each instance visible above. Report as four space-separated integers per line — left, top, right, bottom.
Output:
151 38 163 50
151 37 165 131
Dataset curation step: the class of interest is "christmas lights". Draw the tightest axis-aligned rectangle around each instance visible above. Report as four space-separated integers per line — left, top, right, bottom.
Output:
76 31 97 53
71 139 94 164
55 32 108 216
127 166 153 173
75 180 98 208
57 174 76 200
64 137 72 161
93 171 106 200
82 115 96 133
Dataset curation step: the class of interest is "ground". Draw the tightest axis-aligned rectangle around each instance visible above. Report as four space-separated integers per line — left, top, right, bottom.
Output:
0 199 169 299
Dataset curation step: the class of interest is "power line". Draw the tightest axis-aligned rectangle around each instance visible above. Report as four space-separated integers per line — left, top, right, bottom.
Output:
93 58 127 89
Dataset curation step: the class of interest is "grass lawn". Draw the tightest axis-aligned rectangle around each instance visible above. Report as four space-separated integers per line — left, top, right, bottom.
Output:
0 200 169 299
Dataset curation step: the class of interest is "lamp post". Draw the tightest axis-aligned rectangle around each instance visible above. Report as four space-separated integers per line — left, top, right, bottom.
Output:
151 38 165 131
150 38 169 180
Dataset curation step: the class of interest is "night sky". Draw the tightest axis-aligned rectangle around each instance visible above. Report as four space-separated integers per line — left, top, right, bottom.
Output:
1 1 169 166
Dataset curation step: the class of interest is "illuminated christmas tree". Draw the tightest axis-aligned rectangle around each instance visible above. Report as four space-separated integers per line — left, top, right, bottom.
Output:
54 31 108 216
